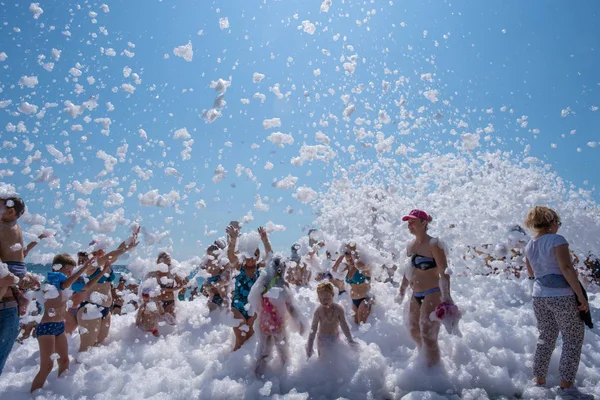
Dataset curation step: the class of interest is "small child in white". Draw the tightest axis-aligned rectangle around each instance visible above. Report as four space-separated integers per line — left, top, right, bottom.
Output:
306 282 356 358
248 256 304 376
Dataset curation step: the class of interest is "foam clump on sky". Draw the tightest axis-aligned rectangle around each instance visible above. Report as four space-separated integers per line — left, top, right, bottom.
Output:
173 41 193 61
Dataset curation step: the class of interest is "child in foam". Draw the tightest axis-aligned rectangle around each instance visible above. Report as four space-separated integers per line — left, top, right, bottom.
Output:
306 282 356 358
398 209 453 367
332 242 373 325
524 206 593 400
30 253 96 392
248 256 304 376
226 223 273 351
77 227 140 352
135 290 164 337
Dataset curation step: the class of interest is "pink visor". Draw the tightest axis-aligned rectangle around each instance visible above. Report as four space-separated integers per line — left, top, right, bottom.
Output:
402 209 431 222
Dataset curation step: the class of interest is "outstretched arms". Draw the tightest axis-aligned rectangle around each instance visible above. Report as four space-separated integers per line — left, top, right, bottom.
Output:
100 226 140 267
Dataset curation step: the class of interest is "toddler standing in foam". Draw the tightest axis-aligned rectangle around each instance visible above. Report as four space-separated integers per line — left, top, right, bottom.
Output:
306 282 356 358
524 206 593 400
249 256 305 376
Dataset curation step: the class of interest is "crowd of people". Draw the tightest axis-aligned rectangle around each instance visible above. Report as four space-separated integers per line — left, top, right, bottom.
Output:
0 196 596 399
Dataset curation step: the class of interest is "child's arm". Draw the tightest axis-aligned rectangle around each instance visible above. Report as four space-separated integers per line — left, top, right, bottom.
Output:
61 257 96 290
337 304 355 344
258 226 273 255
23 232 54 258
306 310 320 357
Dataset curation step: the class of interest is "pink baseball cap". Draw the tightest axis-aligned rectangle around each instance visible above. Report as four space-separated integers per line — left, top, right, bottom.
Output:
402 209 432 222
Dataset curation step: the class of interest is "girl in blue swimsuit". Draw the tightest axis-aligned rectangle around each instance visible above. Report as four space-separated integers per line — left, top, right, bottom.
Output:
226 223 273 351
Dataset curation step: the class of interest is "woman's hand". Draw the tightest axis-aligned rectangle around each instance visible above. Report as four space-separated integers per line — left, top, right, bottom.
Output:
577 296 589 313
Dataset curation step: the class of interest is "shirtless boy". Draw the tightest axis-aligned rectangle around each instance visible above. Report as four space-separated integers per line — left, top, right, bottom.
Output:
0 197 27 374
306 282 356 358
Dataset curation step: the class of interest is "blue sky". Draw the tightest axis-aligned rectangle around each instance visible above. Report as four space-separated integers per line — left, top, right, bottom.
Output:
1 0 599 260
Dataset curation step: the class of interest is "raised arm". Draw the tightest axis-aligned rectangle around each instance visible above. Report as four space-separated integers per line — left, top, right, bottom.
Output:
101 226 140 266
226 225 240 268
258 226 272 255
23 232 54 258
431 241 452 304
555 243 588 312
332 255 345 273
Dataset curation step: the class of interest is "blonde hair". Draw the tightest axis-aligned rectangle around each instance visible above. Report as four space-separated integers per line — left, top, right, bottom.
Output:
317 282 335 295
525 206 560 231
52 253 76 268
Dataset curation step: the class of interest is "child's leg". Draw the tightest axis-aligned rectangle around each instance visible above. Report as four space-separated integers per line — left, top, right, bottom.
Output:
274 333 289 366
30 334 55 392
55 332 69 376
77 309 101 352
255 333 273 375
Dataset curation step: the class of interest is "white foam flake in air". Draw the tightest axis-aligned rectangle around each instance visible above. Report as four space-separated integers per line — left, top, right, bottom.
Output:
293 186 318 203
267 132 294 148
0 52 7 62
301 20 316 35
274 174 298 189
253 72 265 83
173 41 193 62
219 17 230 30
262 118 281 129
17 102 38 114
19 75 39 88
173 128 191 139
320 0 332 12
423 89 439 103
29 3 43 19
213 164 227 183
561 107 572 117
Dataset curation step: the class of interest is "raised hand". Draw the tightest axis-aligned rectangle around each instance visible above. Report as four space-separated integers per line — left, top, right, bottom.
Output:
258 226 268 239
226 225 239 238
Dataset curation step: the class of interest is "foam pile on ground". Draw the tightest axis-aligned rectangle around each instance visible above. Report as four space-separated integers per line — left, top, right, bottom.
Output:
1 269 598 399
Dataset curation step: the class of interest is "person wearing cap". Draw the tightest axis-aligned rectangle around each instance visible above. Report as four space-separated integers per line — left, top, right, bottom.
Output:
398 209 453 367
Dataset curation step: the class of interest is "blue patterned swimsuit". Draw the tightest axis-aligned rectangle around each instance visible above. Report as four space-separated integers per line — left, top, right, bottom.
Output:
232 268 259 319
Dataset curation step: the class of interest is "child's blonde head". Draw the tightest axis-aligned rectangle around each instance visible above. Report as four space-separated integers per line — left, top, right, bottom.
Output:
525 206 560 232
317 282 335 296
52 253 76 269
